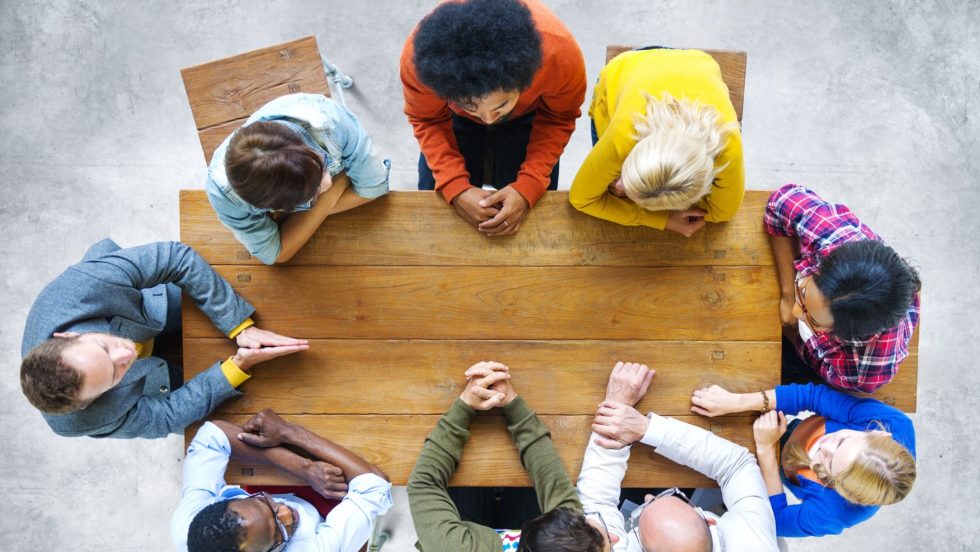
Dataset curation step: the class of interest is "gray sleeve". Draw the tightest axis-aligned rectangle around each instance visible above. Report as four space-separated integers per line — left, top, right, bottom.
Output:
73 241 255 335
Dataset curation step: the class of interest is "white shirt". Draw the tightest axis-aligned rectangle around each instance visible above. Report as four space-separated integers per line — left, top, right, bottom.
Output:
170 422 392 552
576 414 778 552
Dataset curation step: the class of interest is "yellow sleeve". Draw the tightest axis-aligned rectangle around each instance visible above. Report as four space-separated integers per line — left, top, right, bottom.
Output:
698 130 745 223
220 356 251 388
226 317 255 339
568 120 669 229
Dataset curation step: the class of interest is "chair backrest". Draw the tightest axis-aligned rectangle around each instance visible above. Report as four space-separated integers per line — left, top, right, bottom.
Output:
604 46 746 122
180 36 331 162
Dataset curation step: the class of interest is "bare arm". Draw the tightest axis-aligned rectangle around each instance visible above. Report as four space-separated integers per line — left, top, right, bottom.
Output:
691 385 777 417
237 409 388 482
753 411 788 497
275 173 351 263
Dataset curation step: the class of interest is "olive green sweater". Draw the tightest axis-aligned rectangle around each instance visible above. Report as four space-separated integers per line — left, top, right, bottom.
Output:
408 396 582 551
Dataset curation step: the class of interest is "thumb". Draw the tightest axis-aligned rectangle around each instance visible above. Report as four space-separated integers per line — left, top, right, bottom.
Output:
479 189 505 207
237 432 274 448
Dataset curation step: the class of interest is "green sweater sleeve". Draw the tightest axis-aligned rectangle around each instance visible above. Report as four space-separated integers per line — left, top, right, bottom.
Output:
407 398 505 552
503 396 583 514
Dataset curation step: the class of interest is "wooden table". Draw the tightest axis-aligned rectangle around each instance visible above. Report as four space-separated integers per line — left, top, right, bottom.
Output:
181 189 918 488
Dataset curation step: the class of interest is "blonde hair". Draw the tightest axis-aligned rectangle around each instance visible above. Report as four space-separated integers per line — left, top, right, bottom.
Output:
782 429 916 506
620 92 738 212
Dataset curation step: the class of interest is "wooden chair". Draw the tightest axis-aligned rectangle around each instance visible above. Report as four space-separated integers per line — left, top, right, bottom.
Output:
180 36 331 163
605 45 747 122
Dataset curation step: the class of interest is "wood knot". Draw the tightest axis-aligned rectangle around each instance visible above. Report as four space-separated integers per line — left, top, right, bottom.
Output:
241 468 254 476
713 250 727 259
703 291 721 305
712 350 725 360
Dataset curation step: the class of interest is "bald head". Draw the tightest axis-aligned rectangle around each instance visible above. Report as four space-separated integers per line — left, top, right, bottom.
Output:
637 496 712 552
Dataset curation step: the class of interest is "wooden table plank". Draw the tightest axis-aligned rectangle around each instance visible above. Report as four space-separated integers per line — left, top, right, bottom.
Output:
183 265 779 341
179 190 774 267
184 339 780 416
190 414 756 487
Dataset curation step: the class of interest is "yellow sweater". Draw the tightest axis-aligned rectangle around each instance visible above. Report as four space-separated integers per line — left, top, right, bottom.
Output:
569 49 744 229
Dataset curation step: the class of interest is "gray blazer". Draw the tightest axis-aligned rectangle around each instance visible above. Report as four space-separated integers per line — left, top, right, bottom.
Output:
21 239 256 439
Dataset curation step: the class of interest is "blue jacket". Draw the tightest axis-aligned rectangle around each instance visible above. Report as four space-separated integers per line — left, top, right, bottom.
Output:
772 383 917 537
21 239 255 438
206 93 391 264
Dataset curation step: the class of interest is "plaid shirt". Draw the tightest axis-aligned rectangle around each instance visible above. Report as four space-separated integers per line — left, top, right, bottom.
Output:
763 184 920 393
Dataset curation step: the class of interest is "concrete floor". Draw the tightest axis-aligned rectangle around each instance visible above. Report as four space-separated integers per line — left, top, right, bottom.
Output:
1 1 977 550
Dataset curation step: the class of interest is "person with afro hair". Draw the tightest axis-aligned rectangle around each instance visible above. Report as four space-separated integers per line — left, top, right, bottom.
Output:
401 0 586 236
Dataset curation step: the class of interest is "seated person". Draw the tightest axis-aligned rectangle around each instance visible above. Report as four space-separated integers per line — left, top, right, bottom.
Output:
409 362 619 551
20 239 306 438
401 0 586 236
207 93 391 264
765 184 920 392
583 363 778 551
692 383 916 538
569 48 743 237
172 408 391 552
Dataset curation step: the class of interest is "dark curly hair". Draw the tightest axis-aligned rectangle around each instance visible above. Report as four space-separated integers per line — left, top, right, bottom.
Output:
518 507 604 552
20 335 86 414
814 240 921 340
413 0 542 106
187 500 246 552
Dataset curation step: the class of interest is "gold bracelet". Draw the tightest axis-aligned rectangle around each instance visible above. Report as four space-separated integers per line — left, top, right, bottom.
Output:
760 389 770 413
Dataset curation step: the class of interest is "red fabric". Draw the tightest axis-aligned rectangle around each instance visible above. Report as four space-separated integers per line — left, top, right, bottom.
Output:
243 485 340 518
400 0 586 206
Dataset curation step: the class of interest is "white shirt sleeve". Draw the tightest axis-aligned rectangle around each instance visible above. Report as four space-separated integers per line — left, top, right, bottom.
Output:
639 413 778 551
576 433 630 551
170 422 235 551
314 473 393 552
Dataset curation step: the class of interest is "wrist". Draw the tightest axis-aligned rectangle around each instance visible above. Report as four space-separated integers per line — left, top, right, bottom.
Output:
754 442 779 457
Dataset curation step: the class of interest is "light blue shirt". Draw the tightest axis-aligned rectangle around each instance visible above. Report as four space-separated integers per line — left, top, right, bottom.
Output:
170 422 393 552
206 93 391 264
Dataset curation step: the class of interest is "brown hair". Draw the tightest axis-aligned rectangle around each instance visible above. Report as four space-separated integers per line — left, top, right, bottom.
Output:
782 429 916 506
20 335 88 414
224 122 324 211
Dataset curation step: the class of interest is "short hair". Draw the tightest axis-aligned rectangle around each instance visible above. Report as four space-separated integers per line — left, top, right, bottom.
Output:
621 92 738 212
412 0 542 106
813 240 921 340
187 500 246 552
224 121 324 212
518 507 604 552
20 335 86 414
783 428 916 506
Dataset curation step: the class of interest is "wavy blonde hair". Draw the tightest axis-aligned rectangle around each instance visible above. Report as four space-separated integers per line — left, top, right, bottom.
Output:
782 429 917 506
621 92 738 212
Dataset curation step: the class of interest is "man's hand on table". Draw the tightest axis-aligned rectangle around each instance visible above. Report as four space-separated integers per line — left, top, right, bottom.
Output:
237 408 297 448
460 361 518 410
231 327 308 372
592 400 650 450
604 361 655 406
302 460 349 499
477 185 529 237
452 188 499 228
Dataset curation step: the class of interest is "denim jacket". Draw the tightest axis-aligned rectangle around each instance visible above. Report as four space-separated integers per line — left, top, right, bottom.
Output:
205 93 391 264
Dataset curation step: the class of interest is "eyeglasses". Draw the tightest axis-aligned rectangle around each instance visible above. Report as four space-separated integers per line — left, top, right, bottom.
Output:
584 511 612 547
795 276 830 333
240 492 291 552
626 488 711 552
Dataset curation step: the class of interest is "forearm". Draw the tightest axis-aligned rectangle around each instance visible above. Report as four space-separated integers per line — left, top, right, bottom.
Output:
212 420 311 481
283 423 387 481
275 175 350 263
329 185 374 215
769 234 800 298
755 444 784 497
505 397 581 512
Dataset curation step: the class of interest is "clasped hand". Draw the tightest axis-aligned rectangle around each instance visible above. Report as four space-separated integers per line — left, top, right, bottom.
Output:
232 326 309 371
459 361 518 410
452 186 529 237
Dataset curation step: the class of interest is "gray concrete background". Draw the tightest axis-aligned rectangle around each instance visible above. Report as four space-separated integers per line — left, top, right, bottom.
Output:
1 0 977 550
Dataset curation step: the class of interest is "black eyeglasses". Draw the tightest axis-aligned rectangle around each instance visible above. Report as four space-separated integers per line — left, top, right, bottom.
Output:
240 492 291 552
626 488 711 552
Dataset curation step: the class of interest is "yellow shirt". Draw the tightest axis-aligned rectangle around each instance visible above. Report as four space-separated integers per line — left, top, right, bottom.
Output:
569 49 744 229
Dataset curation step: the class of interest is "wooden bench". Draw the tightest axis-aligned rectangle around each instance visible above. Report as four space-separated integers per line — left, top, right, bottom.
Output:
178 39 916 489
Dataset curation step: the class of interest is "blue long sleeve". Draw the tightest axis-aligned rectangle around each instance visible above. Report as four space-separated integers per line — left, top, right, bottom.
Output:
775 383 915 455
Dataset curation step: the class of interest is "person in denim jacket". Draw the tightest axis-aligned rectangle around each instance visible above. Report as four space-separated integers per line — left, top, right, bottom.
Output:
206 93 391 265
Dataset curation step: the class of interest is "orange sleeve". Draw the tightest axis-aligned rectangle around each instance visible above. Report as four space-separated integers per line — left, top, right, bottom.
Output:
400 36 473 204
510 30 586 207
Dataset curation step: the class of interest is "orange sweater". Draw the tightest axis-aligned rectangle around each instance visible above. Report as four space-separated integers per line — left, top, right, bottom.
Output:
400 0 586 206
